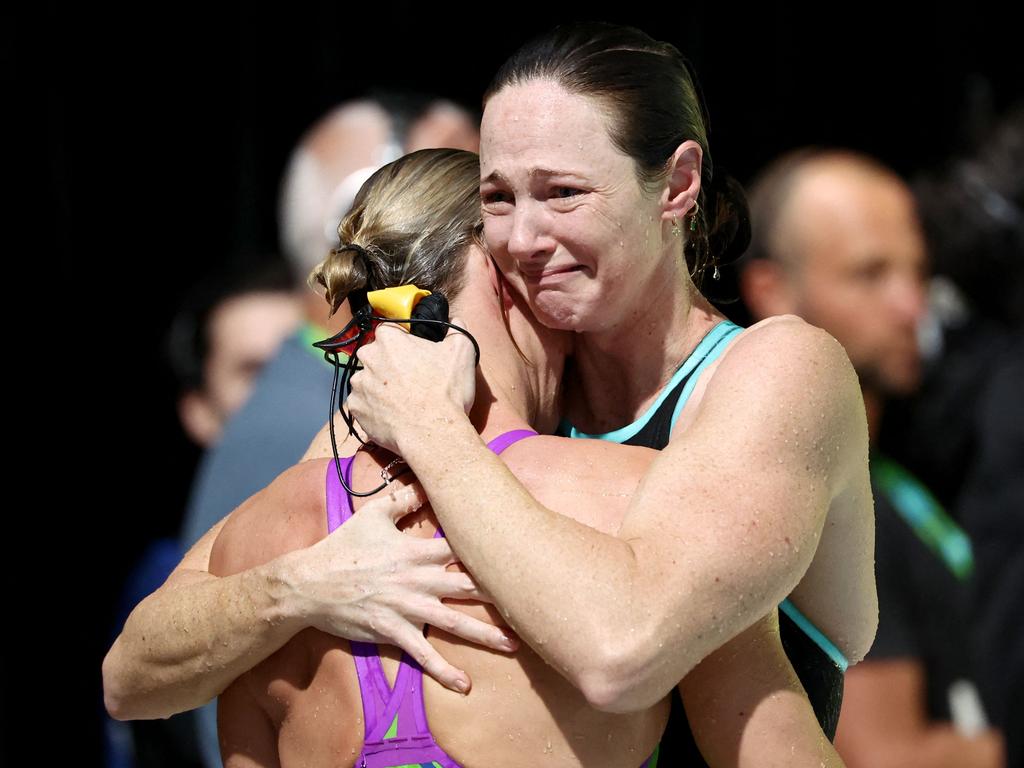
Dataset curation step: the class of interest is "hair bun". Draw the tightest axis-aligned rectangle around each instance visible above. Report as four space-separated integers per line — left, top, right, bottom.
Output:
706 170 751 267
693 169 750 303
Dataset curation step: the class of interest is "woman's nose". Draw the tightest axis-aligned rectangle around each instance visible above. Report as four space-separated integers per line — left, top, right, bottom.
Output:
507 199 551 260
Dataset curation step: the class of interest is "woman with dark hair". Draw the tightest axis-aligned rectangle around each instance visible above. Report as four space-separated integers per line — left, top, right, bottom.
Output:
210 147 843 767
347 21 876 763
105 22 874 768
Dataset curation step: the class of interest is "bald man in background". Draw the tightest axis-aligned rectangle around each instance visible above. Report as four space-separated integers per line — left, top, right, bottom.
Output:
735 149 1005 768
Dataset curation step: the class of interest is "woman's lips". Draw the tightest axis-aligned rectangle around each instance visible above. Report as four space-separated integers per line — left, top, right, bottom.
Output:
518 264 586 281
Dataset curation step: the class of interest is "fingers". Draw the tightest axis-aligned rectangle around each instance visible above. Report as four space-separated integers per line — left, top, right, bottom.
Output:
415 537 462 565
419 603 519 654
436 570 494 603
359 484 427 523
391 624 472 694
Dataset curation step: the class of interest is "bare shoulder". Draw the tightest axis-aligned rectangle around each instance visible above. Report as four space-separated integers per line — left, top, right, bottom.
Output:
209 458 332 577
301 413 356 462
719 315 858 395
679 314 868 492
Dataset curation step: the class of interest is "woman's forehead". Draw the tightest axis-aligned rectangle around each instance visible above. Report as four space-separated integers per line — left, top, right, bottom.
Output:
480 80 629 178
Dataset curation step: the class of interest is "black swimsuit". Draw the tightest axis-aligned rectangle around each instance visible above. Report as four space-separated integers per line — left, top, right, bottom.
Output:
560 320 845 764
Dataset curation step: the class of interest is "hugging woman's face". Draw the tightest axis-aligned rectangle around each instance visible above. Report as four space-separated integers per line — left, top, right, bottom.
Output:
479 79 678 336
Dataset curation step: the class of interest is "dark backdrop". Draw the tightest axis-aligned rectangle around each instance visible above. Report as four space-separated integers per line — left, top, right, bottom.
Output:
32 2 1021 762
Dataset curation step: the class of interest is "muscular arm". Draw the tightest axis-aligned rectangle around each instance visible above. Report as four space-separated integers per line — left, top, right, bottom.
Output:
103 424 520 720
103 506 306 720
349 318 873 712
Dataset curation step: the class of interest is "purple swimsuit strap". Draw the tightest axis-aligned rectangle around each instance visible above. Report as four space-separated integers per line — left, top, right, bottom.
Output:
325 429 540 767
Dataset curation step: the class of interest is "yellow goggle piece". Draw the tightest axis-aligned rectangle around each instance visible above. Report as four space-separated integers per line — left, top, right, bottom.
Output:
367 284 432 331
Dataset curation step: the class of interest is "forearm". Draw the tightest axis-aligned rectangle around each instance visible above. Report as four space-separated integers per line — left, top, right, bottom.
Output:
397 415 763 711
103 557 305 720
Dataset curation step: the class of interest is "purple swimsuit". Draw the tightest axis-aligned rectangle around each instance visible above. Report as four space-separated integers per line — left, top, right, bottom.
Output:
325 429 659 768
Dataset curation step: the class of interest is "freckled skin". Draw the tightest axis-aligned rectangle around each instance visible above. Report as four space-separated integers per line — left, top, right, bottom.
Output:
213 433 671 767
480 80 681 335
213 317 870 768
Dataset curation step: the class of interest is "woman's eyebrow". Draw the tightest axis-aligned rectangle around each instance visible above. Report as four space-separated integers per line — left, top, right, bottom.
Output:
481 168 587 185
530 167 589 181
480 170 509 186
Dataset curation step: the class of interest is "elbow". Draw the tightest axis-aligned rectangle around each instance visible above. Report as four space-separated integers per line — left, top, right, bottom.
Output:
102 644 166 721
578 670 637 713
843 592 880 667
576 641 669 714
845 612 880 667
102 649 135 721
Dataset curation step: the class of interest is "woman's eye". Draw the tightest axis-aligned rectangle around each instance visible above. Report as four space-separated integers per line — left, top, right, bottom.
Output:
482 190 512 205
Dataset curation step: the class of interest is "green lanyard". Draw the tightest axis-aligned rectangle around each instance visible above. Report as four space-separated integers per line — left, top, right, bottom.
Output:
871 452 974 581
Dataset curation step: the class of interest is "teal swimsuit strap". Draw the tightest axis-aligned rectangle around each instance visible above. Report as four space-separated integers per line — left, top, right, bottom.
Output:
666 322 744 431
666 322 851 673
563 320 741 442
778 599 849 672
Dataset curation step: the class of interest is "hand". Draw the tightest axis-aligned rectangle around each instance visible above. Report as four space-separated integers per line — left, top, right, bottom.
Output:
277 482 516 693
348 321 476 454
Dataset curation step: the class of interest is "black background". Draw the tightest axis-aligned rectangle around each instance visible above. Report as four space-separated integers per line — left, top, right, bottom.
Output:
27 1 1024 761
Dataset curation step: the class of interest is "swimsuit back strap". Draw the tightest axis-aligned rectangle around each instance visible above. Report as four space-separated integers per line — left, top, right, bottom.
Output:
325 455 357 533
401 429 540 748
327 457 395 738
330 430 540 766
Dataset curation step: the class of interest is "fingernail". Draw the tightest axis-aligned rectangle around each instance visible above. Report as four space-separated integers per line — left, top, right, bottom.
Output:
500 634 518 650
455 678 470 694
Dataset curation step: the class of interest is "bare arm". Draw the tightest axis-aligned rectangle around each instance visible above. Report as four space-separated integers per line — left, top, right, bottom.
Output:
835 660 1004 768
103 454 511 720
103 508 306 720
348 317 872 712
684 611 845 767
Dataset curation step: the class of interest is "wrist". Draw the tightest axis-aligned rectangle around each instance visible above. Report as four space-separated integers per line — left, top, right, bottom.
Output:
255 553 311 634
395 405 478 464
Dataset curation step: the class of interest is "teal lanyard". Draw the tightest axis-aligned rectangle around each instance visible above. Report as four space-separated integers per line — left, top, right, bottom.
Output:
871 453 974 581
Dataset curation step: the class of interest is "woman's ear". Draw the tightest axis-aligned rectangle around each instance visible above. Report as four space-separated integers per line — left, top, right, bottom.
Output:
661 140 703 222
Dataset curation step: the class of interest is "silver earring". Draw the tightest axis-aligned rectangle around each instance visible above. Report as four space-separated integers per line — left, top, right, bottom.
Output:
670 217 681 237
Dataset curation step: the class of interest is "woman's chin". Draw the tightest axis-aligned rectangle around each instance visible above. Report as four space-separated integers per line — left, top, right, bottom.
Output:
530 296 586 332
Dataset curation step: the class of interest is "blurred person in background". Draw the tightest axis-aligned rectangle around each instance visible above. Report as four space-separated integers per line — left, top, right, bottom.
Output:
734 148 1005 768
107 261 301 768
885 104 1023 767
170 263 303 447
